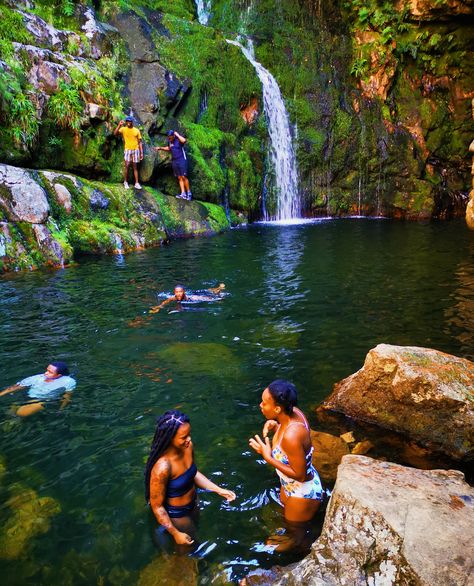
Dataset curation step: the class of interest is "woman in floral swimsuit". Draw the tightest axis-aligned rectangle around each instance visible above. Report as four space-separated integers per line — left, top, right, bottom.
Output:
249 379 323 526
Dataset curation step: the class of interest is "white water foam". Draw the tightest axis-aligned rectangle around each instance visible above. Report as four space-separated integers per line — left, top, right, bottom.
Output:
195 0 211 25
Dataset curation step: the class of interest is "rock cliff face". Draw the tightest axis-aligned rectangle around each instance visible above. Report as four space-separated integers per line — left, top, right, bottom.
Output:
322 344 474 460
213 0 474 219
248 456 474 586
0 0 264 218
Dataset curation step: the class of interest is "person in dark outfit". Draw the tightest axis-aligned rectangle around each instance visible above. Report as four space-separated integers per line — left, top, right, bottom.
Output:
145 410 236 546
155 130 192 200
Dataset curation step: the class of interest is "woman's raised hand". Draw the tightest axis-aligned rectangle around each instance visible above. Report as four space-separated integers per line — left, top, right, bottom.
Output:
263 419 278 438
249 434 272 461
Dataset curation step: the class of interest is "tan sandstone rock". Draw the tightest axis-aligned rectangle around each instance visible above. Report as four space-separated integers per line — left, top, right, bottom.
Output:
310 431 350 484
248 456 474 586
322 344 474 460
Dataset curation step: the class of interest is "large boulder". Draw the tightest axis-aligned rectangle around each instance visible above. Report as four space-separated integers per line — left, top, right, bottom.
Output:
252 456 474 586
322 344 474 460
0 164 50 223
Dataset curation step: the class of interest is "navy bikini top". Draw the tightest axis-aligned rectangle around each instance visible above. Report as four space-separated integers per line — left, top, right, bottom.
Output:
166 462 197 498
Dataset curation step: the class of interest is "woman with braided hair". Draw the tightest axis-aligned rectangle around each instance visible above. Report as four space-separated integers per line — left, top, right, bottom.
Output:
145 410 236 546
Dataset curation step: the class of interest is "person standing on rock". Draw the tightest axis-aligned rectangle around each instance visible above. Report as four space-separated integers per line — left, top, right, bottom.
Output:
114 116 143 189
249 380 323 551
154 130 192 200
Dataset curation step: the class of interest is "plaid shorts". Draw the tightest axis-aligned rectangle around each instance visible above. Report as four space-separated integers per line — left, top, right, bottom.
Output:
124 149 141 163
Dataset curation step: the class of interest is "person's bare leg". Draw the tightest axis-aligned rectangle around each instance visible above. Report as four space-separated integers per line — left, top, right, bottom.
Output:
16 402 45 417
183 177 190 192
178 176 186 195
123 161 130 184
132 162 139 184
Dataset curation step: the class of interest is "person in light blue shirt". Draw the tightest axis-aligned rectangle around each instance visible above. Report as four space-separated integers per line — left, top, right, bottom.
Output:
0 361 76 417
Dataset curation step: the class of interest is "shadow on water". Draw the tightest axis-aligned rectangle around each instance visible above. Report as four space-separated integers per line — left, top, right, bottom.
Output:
0 219 473 584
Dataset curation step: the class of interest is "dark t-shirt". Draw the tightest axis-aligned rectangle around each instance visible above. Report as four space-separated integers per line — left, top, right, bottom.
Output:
168 140 187 162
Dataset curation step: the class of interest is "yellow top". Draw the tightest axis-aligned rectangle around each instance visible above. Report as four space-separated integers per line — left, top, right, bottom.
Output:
119 126 142 151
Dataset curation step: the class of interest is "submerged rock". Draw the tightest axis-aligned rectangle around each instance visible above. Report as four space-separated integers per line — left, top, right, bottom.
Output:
310 430 349 484
248 455 474 586
322 344 474 460
137 554 198 586
0 484 61 560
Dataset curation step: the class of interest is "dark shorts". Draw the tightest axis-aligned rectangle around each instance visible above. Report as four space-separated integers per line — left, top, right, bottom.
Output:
165 495 197 518
172 159 188 177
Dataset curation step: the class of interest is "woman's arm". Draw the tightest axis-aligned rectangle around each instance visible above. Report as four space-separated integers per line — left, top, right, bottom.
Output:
154 145 171 152
150 459 194 545
194 471 236 501
249 429 308 482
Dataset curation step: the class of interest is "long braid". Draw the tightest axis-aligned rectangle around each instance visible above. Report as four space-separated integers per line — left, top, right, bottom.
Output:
144 410 190 503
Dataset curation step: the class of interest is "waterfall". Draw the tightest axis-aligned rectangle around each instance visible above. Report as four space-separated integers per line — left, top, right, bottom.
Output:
195 0 211 25
226 38 300 221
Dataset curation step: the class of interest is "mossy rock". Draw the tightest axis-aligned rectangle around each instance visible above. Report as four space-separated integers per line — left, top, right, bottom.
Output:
0 484 61 560
157 342 239 377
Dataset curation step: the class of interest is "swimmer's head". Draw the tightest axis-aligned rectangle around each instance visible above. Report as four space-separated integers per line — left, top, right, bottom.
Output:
45 361 69 379
265 379 298 415
218 283 225 290
174 285 186 301
144 410 191 502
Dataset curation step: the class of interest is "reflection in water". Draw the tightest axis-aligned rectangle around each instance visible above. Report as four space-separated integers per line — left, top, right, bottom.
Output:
445 251 474 361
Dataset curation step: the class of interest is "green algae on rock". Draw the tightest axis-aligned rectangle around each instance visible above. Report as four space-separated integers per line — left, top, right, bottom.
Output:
0 484 61 560
0 163 235 273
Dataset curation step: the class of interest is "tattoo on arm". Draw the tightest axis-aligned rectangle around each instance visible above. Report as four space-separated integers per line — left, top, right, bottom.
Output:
149 460 176 533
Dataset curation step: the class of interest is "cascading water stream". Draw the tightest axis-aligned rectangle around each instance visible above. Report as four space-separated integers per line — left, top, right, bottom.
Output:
195 0 211 25
226 38 300 221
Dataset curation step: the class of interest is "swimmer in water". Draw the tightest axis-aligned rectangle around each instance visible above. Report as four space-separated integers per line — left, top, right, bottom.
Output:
145 410 236 547
249 380 323 552
0 361 76 417
149 283 226 314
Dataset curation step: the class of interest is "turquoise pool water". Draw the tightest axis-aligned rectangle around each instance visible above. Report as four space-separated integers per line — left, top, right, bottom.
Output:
1 219 473 584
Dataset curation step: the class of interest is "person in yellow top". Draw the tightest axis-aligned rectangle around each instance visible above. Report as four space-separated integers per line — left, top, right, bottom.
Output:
114 116 143 189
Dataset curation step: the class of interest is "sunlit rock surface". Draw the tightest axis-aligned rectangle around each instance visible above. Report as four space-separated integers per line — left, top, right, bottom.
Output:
322 344 474 460
246 455 474 586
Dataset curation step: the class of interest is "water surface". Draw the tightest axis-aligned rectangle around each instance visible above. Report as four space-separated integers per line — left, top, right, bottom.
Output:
1 219 473 584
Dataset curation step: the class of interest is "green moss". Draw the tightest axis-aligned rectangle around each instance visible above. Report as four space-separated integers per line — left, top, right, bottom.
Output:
199 201 229 233
0 7 32 44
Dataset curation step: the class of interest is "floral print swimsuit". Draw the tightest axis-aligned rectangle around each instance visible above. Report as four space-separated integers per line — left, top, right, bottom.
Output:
271 412 323 500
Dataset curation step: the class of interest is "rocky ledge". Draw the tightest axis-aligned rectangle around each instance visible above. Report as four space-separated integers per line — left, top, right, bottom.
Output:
322 344 474 461
247 455 474 586
0 163 241 273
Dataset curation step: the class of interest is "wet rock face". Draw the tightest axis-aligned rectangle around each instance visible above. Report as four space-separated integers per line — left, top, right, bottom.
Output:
401 0 474 20
0 164 49 223
258 456 474 586
112 11 190 134
323 344 474 460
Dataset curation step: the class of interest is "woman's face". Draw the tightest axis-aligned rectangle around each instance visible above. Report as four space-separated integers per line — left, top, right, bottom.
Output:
171 422 192 450
260 388 280 420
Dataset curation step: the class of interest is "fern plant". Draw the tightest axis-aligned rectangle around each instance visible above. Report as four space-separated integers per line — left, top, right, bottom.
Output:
48 80 83 131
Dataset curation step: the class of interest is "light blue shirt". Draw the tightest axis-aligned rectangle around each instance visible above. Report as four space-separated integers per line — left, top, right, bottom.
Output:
17 374 76 400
